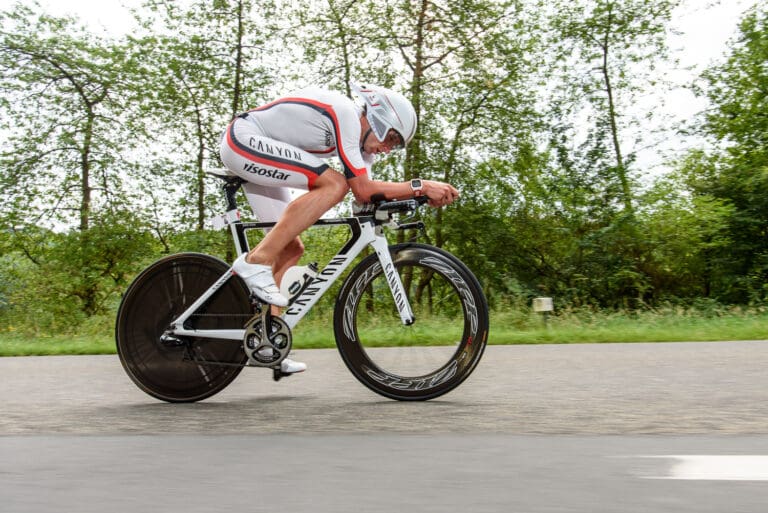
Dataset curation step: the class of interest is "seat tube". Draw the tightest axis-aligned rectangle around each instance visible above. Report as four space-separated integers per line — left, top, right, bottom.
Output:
227 210 248 256
370 235 415 326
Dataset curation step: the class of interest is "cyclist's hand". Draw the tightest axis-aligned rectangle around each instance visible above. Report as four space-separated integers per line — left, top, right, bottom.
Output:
424 180 459 207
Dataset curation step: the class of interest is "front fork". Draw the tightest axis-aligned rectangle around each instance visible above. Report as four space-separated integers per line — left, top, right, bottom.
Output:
369 231 415 326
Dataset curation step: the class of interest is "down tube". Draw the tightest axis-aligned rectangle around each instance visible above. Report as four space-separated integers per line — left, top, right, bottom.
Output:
281 223 375 329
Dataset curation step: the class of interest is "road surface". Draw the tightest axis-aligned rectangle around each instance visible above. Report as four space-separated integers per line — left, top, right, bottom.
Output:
2 341 768 512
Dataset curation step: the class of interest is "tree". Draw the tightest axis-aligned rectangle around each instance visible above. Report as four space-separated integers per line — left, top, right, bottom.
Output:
0 212 158 332
294 0 375 95
504 0 682 307
549 0 681 216
638 164 735 301
0 3 168 323
293 0 540 233
686 5 768 302
134 0 277 230
0 3 144 231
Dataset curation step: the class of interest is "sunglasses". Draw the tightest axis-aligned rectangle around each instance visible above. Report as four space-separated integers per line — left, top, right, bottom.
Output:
384 130 405 149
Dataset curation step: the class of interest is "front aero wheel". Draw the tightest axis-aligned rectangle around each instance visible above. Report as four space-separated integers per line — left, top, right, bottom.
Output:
334 243 489 401
116 253 251 402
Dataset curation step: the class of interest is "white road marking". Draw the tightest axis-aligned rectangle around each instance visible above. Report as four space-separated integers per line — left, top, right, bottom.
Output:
642 455 768 481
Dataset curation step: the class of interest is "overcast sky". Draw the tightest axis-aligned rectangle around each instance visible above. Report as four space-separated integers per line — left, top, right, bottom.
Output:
13 0 757 110
9 0 754 66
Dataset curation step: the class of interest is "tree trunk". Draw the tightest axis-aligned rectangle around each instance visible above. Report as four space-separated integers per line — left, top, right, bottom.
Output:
231 0 244 119
195 108 206 231
80 109 95 232
600 5 633 215
398 0 428 247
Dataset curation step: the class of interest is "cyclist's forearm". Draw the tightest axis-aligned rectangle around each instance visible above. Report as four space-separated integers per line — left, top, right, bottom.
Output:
348 175 459 207
348 175 414 202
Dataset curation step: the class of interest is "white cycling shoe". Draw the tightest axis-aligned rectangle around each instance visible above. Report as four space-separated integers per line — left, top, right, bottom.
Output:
280 358 307 374
232 254 289 307
256 347 307 374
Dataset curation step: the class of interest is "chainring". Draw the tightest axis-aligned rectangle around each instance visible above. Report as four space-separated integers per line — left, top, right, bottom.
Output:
242 315 292 367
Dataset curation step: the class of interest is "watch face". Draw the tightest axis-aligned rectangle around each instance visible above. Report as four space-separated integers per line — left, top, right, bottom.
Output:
411 179 423 189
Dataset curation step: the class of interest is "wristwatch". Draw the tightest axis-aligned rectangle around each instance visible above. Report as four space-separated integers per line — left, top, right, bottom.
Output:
410 178 423 197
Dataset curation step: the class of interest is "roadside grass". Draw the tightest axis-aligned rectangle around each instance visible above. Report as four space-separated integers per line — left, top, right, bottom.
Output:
489 306 768 344
1 306 766 356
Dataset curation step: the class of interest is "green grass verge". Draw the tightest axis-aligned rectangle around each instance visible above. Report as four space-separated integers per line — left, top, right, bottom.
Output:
0 333 116 356
489 310 768 344
1 308 766 356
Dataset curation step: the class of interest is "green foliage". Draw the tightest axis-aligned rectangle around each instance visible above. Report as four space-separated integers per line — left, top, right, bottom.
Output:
0 2 151 231
0 212 158 334
129 0 278 231
0 0 766 341
638 162 734 300
548 0 681 215
682 4 768 302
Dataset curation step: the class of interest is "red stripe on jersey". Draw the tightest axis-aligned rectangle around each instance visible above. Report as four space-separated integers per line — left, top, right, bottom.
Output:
308 147 337 155
254 97 367 177
225 125 321 188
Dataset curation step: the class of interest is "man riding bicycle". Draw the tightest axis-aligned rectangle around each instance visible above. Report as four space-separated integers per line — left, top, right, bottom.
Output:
220 81 459 374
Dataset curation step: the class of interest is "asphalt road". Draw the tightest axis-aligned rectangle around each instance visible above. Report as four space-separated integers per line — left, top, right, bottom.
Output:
2 341 768 512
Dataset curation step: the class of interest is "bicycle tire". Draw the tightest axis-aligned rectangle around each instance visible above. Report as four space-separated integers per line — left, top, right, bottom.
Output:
115 253 251 403
334 243 489 401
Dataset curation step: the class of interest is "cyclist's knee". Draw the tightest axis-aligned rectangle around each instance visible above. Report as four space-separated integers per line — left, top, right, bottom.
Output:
316 171 349 203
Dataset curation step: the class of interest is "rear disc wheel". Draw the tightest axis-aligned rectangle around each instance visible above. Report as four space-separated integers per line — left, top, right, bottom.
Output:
115 253 251 402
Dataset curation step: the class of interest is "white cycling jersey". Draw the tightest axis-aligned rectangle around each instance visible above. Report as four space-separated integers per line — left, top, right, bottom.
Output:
220 87 375 222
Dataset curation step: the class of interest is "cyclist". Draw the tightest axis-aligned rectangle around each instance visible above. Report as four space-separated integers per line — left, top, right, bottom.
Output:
220 81 459 374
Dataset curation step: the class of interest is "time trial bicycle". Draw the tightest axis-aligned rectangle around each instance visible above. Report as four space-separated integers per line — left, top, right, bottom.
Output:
115 170 489 402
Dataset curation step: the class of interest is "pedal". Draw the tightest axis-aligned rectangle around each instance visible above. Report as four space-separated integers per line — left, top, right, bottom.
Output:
272 368 292 382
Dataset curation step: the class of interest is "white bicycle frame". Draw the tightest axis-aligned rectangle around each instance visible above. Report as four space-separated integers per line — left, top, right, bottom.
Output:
167 205 416 341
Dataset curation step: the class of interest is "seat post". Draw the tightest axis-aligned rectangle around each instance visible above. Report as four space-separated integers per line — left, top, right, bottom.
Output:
223 179 242 211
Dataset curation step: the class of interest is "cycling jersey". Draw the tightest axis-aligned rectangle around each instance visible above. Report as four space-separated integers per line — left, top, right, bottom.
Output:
222 87 374 183
220 87 375 221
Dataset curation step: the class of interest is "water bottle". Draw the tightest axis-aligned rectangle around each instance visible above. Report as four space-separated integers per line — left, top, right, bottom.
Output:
279 262 319 300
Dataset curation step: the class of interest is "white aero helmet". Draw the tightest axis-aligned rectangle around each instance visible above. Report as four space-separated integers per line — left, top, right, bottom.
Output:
350 81 417 147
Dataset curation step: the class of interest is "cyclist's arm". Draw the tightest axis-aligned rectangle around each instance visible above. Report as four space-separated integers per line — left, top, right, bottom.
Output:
347 174 459 207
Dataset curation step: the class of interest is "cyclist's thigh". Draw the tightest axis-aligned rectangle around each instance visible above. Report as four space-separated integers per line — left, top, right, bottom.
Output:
220 118 329 190
242 182 292 224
